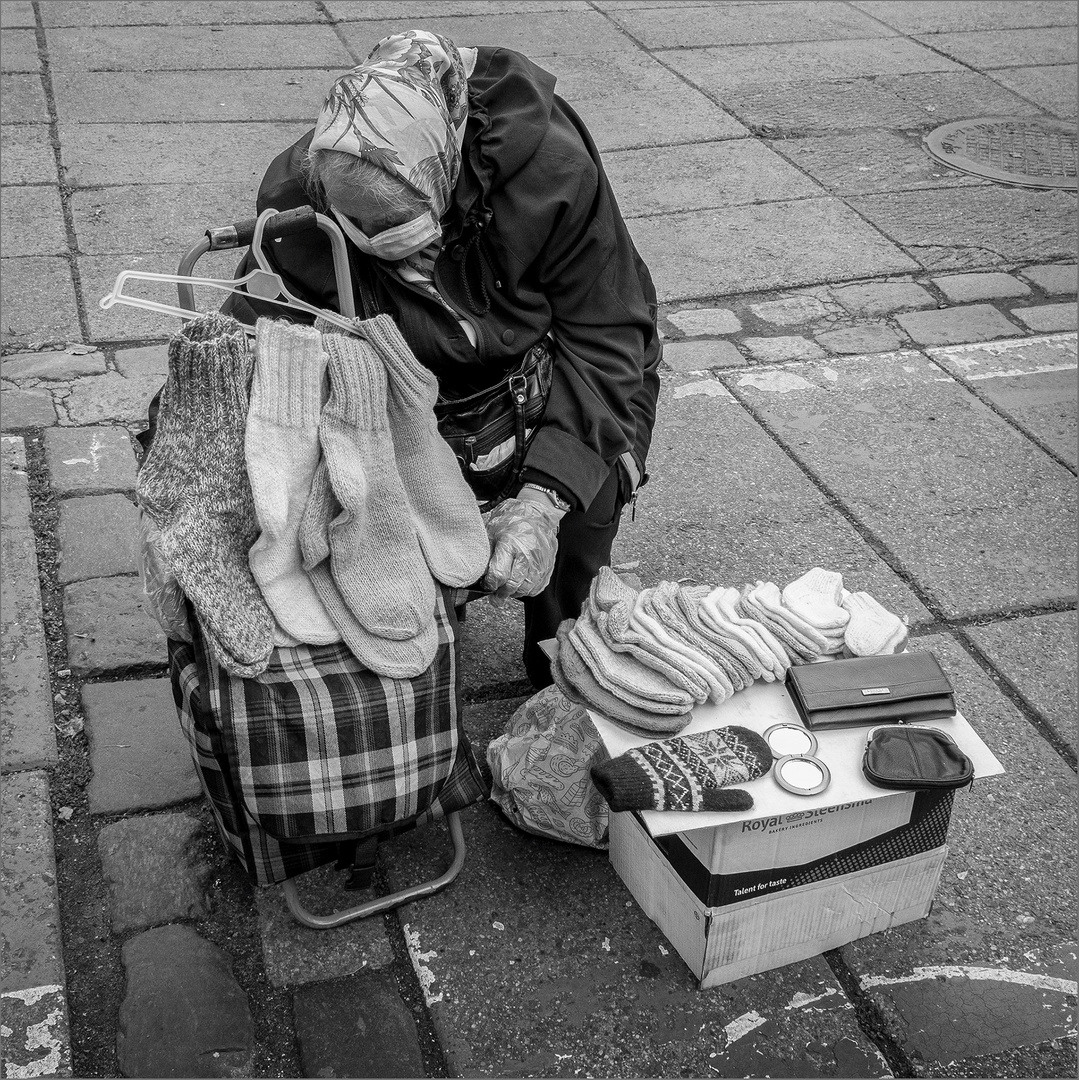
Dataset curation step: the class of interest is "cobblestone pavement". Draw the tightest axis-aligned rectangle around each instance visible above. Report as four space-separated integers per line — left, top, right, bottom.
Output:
1 2 1076 1078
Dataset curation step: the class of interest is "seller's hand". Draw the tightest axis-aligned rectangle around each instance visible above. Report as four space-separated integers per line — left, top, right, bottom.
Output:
483 488 567 599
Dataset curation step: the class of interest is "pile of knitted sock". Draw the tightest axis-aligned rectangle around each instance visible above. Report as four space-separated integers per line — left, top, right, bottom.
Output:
551 565 908 734
138 312 492 681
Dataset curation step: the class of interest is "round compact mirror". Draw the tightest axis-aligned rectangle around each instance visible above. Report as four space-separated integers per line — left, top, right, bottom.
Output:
764 723 818 759
774 754 831 796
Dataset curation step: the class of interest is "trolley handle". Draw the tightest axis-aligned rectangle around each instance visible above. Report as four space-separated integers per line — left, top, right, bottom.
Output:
207 206 318 250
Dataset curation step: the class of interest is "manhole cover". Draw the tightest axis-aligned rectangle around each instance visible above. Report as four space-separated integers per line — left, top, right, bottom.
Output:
923 116 1077 190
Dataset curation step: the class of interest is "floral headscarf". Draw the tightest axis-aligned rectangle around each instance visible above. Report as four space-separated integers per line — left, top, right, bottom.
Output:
310 30 475 224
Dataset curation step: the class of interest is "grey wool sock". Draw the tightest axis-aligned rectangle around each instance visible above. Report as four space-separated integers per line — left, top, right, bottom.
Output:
590 726 773 813
318 331 436 641
247 319 340 645
358 314 491 588
135 313 274 677
298 461 438 678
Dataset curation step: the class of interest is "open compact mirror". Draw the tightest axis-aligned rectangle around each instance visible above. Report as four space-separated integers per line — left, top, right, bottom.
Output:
764 724 831 796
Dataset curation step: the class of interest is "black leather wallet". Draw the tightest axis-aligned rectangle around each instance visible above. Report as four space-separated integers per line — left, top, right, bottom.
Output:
784 652 956 730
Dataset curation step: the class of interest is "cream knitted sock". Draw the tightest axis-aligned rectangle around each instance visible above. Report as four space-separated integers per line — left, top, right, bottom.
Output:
842 590 909 656
135 313 274 677
298 461 437 677
359 314 490 588
247 319 341 645
699 587 789 679
672 585 762 689
318 332 436 641
781 568 849 630
743 581 830 658
738 584 819 663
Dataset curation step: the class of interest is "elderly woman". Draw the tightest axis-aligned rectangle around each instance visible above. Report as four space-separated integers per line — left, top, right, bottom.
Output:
223 30 662 688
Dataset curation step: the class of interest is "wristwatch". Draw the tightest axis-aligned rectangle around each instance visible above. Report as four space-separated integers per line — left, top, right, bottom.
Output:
520 483 572 513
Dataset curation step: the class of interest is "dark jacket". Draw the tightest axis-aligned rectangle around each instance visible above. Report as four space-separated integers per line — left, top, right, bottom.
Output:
223 46 661 512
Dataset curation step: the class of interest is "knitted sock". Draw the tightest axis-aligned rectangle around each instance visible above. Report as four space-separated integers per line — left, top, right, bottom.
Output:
570 614 701 712
738 585 818 663
298 461 437 677
743 581 830 657
246 319 341 645
781 568 849 631
672 585 762 690
591 726 773 813
553 622 692 736
135 313 274 677
842 590 909 656
358 314 490 588
699 587 788 679
318 332 435 640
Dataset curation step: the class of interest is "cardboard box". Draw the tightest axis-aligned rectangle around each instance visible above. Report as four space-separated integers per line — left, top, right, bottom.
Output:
610 807 948 988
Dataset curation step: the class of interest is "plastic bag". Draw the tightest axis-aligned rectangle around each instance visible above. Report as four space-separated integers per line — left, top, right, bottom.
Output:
136 507 191 642
487 684 610 849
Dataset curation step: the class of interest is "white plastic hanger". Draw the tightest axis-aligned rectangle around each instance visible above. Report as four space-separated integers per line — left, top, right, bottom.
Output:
99 208 361 334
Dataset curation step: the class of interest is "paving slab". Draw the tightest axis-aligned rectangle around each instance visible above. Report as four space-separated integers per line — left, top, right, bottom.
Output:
70 182 273 254
292 973 426 1080
631 198 919 304
51 68 330 124
965 611 1078 751
988 63 1078 119
59 120 310 187
0 256 81 348
62 369 174 425
839 634 1077 1076
894 303 1023 347
1 436 56 773
606 0 894 48
457 598 529 696
829 281 936 317
0 72 48 123
0 1 34 28
3 348 105 384
0 185 67 257
0 28 39 72
916 26 1078 69
98 813 211 933
605 140 818 219
850 0 1078 34
1018 262 1078 296
40 1 329 25
325 0 588 18
82 677 199 813
1011 302 1078 334
113 344 168 380
63 575 167 677
0 983 72 1080
254 861 395 988
117 925 255 1080
380 801 887 1078
1 125 55 185
744 336 828 363
926 334 1078 468
722 351 1077 618
848 187 1078 273
0 387 59 429
538 50 747 153
814 324 907 355
931 272 1032 303
43 24 354 70
717 71 1042 136
661 37 962 95
661 339 746 372
666 307 742 336
615 371 932 623
338 11 636 58
56 493 139 583
44 426 136 495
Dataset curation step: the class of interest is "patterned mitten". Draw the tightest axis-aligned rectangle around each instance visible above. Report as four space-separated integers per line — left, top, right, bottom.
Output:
359 314 491 587
591 726 773 813
842 591 908 656
135 313 274 677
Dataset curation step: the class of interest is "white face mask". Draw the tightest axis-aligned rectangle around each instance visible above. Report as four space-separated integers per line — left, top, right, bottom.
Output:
331 206 441 262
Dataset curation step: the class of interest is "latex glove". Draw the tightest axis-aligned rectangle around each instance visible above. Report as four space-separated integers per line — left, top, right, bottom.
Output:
483 492 565 599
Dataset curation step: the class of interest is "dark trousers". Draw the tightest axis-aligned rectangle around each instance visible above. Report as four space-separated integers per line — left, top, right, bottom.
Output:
521 462 629 688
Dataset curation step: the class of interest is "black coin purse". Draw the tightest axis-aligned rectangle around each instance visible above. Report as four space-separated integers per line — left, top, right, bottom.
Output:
862 725 974 790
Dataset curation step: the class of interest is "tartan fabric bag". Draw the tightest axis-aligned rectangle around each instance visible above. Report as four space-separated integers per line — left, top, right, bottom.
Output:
169 588 487 885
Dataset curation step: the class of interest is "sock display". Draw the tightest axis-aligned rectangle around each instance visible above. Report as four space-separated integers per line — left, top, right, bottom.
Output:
590 726 773 813
135 313 275 677
246 318 341 645
318 332 436 640
739 582 827 661
700 587 789 679
672 585 762 690
782 568 849 631
359 314 491 588
842 590 909 656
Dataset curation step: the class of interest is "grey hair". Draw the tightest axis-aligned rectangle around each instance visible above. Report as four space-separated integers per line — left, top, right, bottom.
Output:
304 147 426 220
